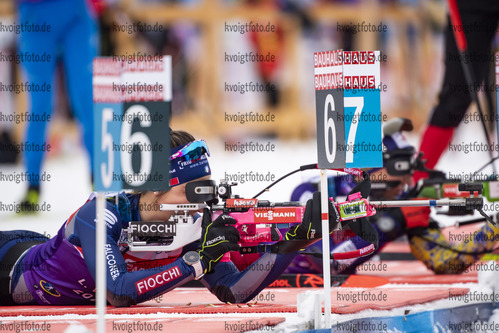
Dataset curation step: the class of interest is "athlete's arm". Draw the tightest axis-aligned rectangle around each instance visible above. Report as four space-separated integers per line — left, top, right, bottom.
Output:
73 198 198 307
202 250 296 303
201 192 337 303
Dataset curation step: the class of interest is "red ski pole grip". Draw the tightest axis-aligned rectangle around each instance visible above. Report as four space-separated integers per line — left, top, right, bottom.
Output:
447 0 467 51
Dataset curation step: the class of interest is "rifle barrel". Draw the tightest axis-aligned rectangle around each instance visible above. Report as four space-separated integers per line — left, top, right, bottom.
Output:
368 199 467 208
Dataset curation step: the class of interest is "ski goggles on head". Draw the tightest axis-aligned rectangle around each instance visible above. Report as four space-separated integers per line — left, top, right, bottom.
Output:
383 149 415 176
170 139 210 162
169 140 211 187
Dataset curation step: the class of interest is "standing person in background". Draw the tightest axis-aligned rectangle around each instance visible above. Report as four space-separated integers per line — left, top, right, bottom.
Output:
17 0 99 211
414 0 499 182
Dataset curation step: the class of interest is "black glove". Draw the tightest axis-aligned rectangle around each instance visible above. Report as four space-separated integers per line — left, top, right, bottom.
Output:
198 208 240 274
286 191 338 241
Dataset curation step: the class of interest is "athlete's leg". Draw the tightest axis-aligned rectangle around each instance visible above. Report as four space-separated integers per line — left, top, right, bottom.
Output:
62 0 99 180
0 231 49 305
18 1 59 209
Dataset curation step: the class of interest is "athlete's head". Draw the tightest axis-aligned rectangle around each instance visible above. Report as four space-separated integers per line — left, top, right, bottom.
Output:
370 118 416 200
138 130 211 221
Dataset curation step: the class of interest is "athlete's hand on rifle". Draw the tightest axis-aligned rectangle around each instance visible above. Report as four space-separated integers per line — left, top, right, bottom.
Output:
198 208 240 274
286 191 339 241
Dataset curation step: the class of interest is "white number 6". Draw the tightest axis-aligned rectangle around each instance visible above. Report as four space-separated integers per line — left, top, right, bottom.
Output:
324 94 336 163
120 105 153 186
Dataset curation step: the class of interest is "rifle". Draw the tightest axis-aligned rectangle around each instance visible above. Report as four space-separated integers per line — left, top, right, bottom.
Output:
125 165 495 260
126 168 378 260
409 153 499 202
402 153 499 227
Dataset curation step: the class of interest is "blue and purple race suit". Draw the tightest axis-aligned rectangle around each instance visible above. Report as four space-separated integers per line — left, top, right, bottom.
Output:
2 192 296 306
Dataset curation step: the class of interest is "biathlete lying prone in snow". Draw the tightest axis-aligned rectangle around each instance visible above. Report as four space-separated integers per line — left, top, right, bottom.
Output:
286 118 499 276
0 130 338 306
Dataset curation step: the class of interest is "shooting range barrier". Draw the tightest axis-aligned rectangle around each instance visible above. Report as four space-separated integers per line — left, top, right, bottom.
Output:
0 237 496 332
